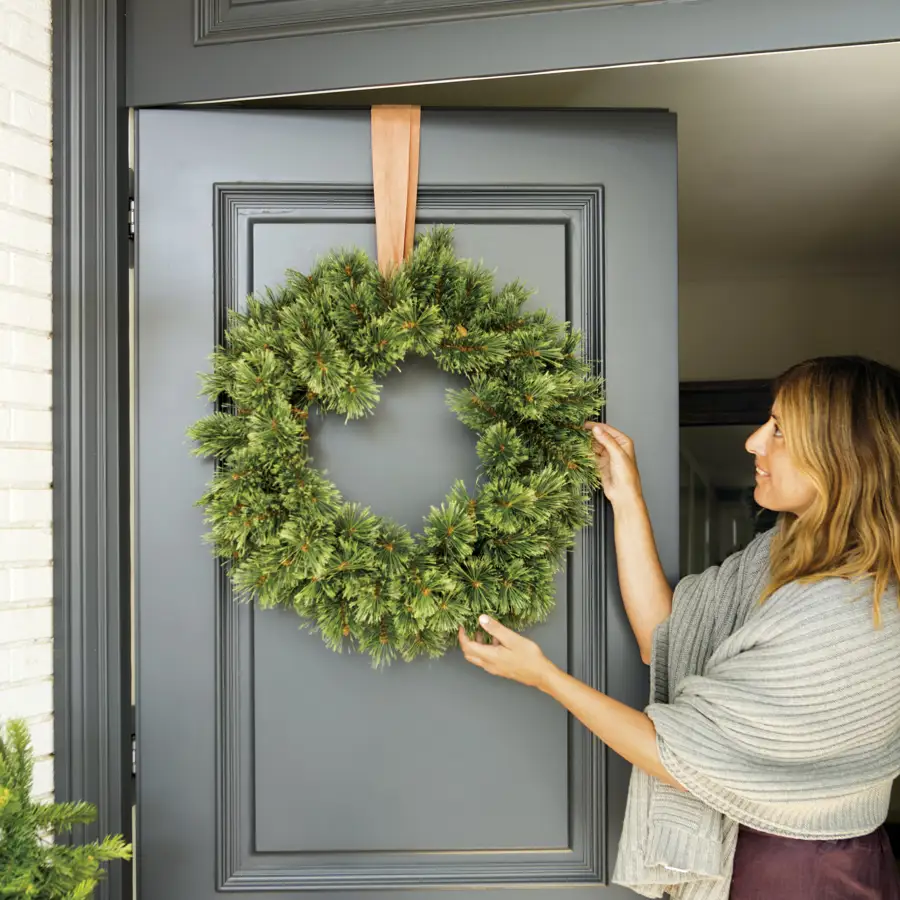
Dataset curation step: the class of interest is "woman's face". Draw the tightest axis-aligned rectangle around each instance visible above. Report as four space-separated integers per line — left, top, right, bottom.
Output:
744 399 818 516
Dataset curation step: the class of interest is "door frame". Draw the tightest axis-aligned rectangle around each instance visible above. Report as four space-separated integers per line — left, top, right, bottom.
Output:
51 3 900 899
52 4 131 900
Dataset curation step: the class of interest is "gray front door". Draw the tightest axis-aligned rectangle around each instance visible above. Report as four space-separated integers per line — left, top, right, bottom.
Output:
135 108 677 899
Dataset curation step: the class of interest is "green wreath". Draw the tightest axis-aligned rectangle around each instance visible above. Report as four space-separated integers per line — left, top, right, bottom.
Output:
189 228 604 665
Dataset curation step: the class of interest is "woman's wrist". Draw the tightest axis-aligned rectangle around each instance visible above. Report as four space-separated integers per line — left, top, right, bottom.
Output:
537 658 566 695
609 487 645 515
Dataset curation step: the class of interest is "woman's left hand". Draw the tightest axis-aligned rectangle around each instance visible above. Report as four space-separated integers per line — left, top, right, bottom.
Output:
458 615 558 689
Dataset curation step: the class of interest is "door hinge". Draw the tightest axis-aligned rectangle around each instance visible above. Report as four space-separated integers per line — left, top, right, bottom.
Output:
130 703 137 786
127 197 136 239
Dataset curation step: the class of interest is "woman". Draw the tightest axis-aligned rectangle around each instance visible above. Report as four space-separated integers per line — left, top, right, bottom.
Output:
459 356 900 900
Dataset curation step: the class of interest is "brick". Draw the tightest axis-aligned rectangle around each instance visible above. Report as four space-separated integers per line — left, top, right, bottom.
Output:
0 0 54 739
0 604 51 642
0 366 51 405
9 92 51 140
0 447 52 484
0 209 51 255
25 716 53 757
9 409 51 444
8 249 50 294
0 122 50 179
0 528 52 563
0 642 53 685
0 12 51 68
0 290 51 331
0 677 52 719
9 566 52 603
32 757 54 797
0 1 51 31
9 329 50 369
8 641 53 681
9 488 50 523
0 46 50 103
9 170 50 219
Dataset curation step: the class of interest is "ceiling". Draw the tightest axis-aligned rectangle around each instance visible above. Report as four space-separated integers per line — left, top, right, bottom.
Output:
295 41 900 278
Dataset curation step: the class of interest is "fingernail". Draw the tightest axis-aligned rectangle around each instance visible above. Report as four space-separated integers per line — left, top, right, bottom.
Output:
592 425 602 438
479 614 490 625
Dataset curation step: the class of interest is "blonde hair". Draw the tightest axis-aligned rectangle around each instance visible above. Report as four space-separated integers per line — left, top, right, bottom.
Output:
761 356 900 625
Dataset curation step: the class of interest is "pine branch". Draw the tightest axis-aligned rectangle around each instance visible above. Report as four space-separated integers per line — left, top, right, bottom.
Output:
0 720 131 900
423 499 477 560
477 421 528 474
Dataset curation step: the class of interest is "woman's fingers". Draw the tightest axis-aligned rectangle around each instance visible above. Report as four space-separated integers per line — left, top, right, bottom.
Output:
458 627 478 662
458 626 501 667
458 623 553 688
583 421 635 459
600 422 632 445
477 614 517 647
589 427 627 463
582 421 643 506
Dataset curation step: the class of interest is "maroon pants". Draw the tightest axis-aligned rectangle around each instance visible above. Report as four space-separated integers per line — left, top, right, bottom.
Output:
729 825 900 900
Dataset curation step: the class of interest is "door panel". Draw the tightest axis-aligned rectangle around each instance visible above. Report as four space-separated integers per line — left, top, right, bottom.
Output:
135 108 677 898
125 0 900 105
251 222 568 854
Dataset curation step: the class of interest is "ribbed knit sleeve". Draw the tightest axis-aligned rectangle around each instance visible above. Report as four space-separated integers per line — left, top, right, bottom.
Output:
646 577 900 838
614 530 900 900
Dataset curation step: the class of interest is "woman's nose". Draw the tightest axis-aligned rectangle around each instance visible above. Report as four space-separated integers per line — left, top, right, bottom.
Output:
745 425 766 456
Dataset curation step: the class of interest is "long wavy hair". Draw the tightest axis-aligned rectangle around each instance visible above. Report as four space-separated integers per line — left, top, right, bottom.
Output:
761 356 900 625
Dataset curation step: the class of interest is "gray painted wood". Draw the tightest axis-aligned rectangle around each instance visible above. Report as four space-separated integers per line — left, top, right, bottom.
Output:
51 4 132 900
250 224 569 854
135 108 677 898
126 0 900 105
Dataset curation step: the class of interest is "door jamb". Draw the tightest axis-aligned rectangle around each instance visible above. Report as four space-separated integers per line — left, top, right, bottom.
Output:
52 3 131 900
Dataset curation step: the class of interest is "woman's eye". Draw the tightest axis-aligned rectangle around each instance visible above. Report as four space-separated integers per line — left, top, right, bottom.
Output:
773 423 783 437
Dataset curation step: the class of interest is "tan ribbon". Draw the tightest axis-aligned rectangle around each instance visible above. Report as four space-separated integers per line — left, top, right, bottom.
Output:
371 105 421 275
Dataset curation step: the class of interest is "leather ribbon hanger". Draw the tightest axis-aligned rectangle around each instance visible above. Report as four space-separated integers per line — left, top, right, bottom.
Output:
371 105 421 274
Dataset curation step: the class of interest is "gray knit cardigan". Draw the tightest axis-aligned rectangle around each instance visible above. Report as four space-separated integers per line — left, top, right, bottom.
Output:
612 527 900 900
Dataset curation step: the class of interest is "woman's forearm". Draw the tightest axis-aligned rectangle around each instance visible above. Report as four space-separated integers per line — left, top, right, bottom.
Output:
539 663 685 791
612 494 673 664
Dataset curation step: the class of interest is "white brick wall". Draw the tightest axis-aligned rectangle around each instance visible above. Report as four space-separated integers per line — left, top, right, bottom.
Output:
0 0 54 800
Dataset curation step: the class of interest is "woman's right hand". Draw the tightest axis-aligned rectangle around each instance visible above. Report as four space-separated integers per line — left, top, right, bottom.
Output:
583 422 669 663
583 422 643 508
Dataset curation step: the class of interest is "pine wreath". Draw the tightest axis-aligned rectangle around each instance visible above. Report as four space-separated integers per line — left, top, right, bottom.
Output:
189 228 604 665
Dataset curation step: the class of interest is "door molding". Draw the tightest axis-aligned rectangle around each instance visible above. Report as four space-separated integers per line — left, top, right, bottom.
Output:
212 183 607 889
195 0 652 45
52 3 131 900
